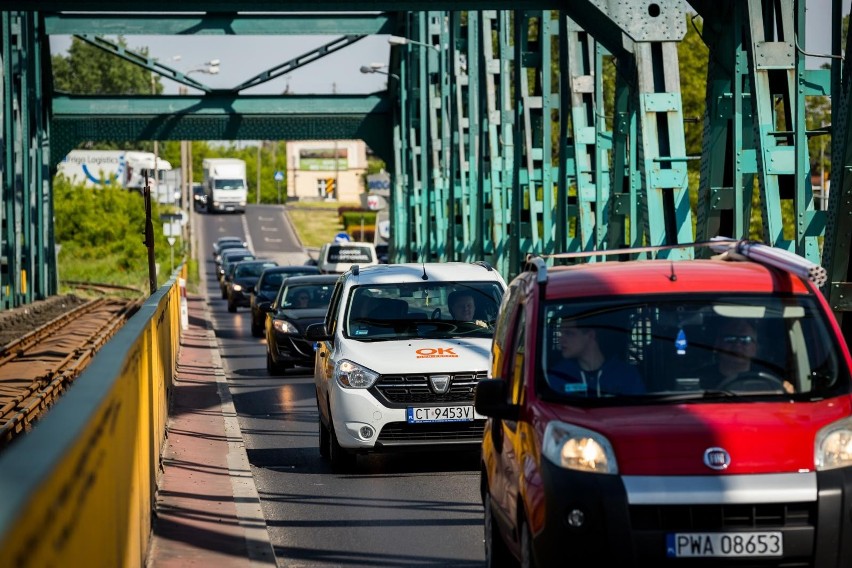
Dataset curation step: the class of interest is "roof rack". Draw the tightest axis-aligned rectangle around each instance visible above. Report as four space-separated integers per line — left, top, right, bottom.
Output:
471 260 494 272
525 237 826 287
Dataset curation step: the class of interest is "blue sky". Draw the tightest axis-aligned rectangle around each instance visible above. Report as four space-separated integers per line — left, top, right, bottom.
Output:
49 1 846 95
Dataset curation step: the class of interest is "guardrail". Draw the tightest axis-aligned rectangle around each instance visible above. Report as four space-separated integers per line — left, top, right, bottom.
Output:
0 265 185 567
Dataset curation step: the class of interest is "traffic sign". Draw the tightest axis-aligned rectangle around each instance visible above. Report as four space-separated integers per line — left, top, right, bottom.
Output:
274 171 284 181
334 232 351 243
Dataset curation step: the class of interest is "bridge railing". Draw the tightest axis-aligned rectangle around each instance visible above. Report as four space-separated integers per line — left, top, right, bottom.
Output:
0 267 184 568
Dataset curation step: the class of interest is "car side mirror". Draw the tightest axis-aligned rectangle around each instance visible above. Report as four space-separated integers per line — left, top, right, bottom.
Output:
475 379 520 421
306 323 331 341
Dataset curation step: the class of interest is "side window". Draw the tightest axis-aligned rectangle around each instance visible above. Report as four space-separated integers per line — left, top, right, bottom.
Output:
491 281 523 383
325 279 344 335
507 310 526 405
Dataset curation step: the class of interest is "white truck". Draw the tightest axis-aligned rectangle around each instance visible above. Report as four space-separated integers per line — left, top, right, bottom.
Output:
56 149 178 204
202 158 248 213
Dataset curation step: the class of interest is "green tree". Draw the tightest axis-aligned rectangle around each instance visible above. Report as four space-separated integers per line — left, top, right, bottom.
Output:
52 35 161 95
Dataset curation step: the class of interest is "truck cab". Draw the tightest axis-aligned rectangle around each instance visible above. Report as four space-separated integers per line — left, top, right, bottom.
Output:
202 158 248 213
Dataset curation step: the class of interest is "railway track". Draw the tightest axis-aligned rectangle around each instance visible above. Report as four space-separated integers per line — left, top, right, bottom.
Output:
0 292 143 448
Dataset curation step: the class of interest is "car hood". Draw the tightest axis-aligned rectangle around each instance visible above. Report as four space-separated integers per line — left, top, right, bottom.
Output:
536 397 852 475
274 308 328 332
336 337 492 374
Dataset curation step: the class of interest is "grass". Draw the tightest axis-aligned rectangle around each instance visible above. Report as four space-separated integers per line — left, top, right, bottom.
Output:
285 201 360 248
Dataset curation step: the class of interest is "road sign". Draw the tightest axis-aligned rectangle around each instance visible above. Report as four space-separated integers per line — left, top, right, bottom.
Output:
274 171 284 181
334 232 351 243
167 237 176 246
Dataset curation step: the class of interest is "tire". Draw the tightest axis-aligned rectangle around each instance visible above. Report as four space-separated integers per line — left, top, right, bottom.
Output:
227 299 237 313
221 286 227 300
329 417 356 472
250 317 263 338
266 350 285 375
318 417 330 458
484 492 516 568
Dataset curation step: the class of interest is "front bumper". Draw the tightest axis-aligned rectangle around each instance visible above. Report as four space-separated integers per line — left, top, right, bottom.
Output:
526 463 852 566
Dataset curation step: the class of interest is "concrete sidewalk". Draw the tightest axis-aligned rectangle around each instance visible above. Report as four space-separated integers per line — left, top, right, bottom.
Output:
145 294 276 567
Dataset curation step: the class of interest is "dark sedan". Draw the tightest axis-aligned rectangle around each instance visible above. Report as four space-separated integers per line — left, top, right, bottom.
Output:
250 265 321 337
219 250 256 297
264 274 338 375
226 259 279 313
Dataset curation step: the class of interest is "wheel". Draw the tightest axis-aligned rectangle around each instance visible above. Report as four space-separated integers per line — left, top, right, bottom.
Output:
221 286 228 300
519 516 537 568
250 317 263 338
716 370 786 393
266 350 285 375
329 417 356 472
227 299 237 313
318 417 330 458
484 492 516 568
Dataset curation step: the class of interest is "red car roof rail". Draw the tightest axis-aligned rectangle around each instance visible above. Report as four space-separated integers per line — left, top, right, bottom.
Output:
523 237 826 287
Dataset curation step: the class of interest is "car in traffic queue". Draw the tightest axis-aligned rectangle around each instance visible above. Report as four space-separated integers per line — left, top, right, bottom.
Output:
316 241 379 274
475 240 852 567
306 261 507 472
264 274 339 375
212 235 246 259
250 265 321 337
218 250 256 297
192 183 207 212
225 259 279 313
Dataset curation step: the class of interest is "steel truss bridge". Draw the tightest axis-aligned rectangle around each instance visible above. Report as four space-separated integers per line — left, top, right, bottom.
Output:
0 1 848 336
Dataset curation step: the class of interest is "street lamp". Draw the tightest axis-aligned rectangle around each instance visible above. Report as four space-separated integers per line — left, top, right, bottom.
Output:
387 35 440 51
359 62 399 81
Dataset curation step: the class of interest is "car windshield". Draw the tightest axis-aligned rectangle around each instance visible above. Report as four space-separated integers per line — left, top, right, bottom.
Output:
260 270 321 292
278 283 334 310
538 294 849 402
344 281 504 341
327 245 374 263
235 262 277 278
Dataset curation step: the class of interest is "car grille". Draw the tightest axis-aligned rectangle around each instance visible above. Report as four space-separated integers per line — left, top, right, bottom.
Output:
371 371 488 406
377 421 485 443
630 503 815 531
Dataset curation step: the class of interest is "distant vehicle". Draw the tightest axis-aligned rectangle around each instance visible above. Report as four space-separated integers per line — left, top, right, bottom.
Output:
57 149 177 204
250 265 322 337
192 183 207 212
375 244 389 264
226 259 279 313
316 241 378 274
202 158 248 213
212 235 247 259
217 249 255 288
264 274 338 375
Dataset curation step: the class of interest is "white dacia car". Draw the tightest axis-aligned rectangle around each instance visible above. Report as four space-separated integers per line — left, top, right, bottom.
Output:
307 261 507 471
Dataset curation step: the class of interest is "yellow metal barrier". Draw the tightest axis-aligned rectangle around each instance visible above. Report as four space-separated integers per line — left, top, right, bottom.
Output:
0 265 185 568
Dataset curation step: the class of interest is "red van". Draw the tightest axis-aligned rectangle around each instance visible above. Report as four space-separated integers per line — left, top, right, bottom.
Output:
476 241 852 566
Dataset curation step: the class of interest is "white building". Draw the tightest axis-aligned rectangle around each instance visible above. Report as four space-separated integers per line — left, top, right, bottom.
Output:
286 140 368 203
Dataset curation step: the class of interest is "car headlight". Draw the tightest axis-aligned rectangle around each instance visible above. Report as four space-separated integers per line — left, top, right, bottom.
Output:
815 416 852 471
232 284 243 292
272 319 298 334
334 359 379 389
542 421 618 474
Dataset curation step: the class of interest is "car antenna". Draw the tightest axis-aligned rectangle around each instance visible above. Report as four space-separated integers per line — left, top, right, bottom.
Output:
420 246 428 280
669 261 677 282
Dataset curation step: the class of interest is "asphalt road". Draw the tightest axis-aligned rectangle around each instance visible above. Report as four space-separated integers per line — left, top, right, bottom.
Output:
198 206 487 567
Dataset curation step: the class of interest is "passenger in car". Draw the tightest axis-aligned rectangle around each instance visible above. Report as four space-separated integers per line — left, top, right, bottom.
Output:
548 319 645 396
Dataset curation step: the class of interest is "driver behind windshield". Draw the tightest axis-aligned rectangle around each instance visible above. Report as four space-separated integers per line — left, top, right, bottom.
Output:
698 319 794 393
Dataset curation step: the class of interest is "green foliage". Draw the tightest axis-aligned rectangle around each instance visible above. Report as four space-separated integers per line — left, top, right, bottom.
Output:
678 15 710 159
54 176 183 289
52 36 162 95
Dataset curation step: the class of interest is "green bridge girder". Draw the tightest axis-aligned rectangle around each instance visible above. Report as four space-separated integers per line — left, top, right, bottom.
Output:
0 2 848 344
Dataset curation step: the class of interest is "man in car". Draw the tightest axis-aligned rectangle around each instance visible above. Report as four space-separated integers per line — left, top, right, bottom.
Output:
548 318 645 396
448 290 488 328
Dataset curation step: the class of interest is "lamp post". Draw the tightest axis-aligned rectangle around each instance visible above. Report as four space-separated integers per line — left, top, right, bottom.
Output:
387 35 440 51
359 63 400 82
